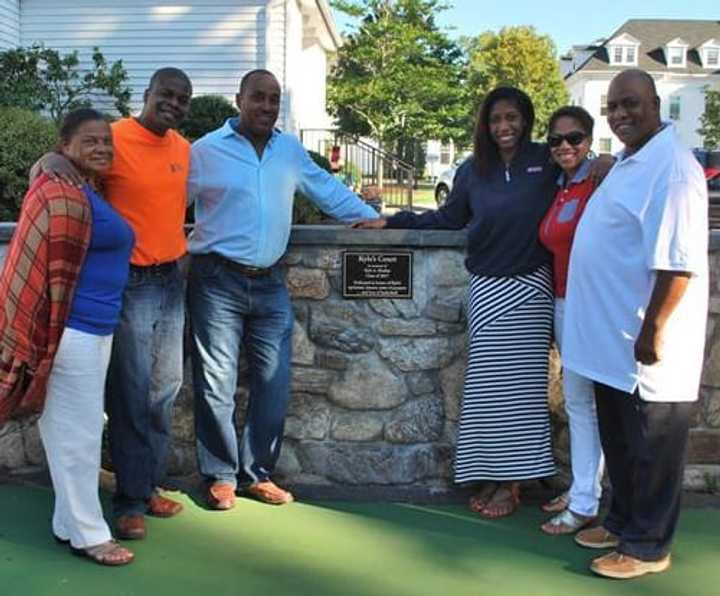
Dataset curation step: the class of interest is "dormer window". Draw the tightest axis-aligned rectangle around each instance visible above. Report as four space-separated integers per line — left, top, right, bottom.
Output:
665 38 689 68
699 39 720 68
606 33 641 66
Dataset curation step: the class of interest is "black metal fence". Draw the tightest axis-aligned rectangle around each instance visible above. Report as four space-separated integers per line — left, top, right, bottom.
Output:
300 129 415 209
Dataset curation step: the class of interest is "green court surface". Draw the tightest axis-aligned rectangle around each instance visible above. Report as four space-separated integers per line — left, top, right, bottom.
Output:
1 484 718 596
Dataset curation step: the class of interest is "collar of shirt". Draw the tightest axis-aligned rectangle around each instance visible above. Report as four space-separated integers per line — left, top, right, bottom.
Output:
616 121 674 164
556 157 592 187
221 117 280 148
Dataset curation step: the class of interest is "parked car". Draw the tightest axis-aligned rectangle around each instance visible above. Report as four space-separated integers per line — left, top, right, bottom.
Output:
433 166 455 205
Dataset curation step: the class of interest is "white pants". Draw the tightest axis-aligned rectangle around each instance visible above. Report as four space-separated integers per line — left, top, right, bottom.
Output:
555 298 604 516
38 327 113 548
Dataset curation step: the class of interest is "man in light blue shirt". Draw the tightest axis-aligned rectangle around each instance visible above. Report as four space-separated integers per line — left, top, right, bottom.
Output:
187 69 378 510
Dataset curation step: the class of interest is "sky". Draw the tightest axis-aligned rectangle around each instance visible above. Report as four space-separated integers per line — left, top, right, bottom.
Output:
331 1 720 54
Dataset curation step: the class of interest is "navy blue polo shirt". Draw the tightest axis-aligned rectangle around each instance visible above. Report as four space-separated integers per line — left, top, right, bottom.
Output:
387 142 558 277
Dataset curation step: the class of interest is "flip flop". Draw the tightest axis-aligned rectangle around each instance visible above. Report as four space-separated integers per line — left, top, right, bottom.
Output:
541 509 596 535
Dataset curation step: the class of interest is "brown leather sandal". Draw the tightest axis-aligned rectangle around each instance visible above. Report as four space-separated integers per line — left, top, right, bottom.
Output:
70 540 134 566
468 483 499 513
478 484 520 519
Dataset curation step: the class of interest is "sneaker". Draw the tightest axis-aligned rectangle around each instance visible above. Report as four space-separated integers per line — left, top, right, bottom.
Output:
575 526 620 549
591 551 671 579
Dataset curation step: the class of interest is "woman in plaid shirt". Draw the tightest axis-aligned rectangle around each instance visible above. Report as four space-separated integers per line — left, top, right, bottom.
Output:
0 108 135 566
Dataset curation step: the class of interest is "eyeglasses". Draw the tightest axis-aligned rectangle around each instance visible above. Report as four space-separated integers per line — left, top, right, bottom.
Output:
547 131 587 148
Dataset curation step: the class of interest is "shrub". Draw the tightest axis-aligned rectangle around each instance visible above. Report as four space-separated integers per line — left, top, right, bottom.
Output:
0 108 57 221
179 95 238 141
293 151 333 224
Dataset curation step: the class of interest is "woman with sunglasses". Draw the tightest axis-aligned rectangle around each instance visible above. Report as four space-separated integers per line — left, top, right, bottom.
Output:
538 106 605 535
353 88 616 518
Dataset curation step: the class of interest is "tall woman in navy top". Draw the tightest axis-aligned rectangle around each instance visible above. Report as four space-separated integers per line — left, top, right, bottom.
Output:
39 109 135 564
355 87 558 518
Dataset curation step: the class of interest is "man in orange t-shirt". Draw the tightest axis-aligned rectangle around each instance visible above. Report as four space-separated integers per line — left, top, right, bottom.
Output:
38 68 192 541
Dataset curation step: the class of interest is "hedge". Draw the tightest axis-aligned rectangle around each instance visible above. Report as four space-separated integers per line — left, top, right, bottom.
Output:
0 107 57 221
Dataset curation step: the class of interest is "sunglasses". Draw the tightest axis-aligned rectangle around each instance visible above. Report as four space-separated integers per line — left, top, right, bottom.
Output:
547 131 587 148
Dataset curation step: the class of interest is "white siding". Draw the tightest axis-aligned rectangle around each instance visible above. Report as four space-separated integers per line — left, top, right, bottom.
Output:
20 0 269 115
0 0 19 50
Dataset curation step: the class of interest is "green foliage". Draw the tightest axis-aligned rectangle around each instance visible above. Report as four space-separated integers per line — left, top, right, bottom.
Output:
0 108 58 221
293 151 334 224
465 26 569 138
179 95 239 142
328 0 470 148
699 87 720 150
0 44 131 123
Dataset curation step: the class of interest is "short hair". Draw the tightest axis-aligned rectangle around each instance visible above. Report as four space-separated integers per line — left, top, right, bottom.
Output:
238 69 277 95
148 67 192 90
473 86 535 176
58 108 108 144
613 68 658 97
548 106 594 138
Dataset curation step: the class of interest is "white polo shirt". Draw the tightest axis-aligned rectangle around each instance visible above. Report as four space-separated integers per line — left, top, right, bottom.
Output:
563 124 708 402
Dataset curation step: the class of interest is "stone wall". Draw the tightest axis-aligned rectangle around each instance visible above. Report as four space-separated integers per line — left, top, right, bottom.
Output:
1 223 719 491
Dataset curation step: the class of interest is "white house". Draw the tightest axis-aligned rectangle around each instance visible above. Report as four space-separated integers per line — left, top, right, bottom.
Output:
563 19 720 154
0 0 340 134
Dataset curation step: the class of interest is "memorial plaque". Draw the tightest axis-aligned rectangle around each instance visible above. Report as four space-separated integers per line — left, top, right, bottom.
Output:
342 251 412 299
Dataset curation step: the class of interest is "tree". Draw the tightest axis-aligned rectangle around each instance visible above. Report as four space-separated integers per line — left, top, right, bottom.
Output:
328 0 470 153
0 45 131 123
465 26 569 138
699 87 720 150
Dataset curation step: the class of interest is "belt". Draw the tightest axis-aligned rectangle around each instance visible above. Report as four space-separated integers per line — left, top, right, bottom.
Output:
129 260 177 274
204 253 274 277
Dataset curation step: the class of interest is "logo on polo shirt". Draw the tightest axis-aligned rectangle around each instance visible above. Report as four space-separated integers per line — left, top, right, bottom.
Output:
527 166 543 174
170 163 184 173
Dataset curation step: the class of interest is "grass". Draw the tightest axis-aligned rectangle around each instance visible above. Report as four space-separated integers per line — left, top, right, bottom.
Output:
1 484 719 596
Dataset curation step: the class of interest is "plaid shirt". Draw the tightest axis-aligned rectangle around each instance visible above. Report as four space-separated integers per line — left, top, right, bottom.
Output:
0 175 91 424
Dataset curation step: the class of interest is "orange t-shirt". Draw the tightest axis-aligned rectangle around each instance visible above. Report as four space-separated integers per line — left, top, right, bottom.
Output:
105 118 190 265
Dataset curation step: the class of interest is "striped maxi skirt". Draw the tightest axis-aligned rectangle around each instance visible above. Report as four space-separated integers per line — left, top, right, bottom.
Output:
454 265 556 484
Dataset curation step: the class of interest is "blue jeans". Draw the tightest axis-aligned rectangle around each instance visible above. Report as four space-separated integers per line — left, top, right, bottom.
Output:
106 262 185 516
187 254 294 487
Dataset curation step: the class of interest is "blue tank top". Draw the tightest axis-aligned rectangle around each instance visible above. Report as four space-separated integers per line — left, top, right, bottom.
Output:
66 185 135 336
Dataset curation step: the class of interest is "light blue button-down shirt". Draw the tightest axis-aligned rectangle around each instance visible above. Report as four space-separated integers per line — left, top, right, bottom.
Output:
187 118 379 267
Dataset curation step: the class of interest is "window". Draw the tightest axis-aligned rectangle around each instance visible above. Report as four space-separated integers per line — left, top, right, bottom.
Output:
599 138 612 153
669 96 681 120
600 94 608 116
668 46 685 66
707 48 719 67
609 45 638 65
440 145 452 165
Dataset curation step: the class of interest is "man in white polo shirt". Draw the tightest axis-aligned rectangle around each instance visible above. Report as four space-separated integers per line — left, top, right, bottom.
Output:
562 69 708 580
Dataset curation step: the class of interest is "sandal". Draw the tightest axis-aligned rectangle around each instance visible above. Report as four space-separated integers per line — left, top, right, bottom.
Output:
541 509 595 535
478 484 520 519
541 492 569 513
468 483 499 513
70 540 134 566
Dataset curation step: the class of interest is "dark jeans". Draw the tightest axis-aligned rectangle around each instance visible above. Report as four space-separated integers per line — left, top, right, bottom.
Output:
106 263 185 516
187 254 294 487
594 382 693 561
